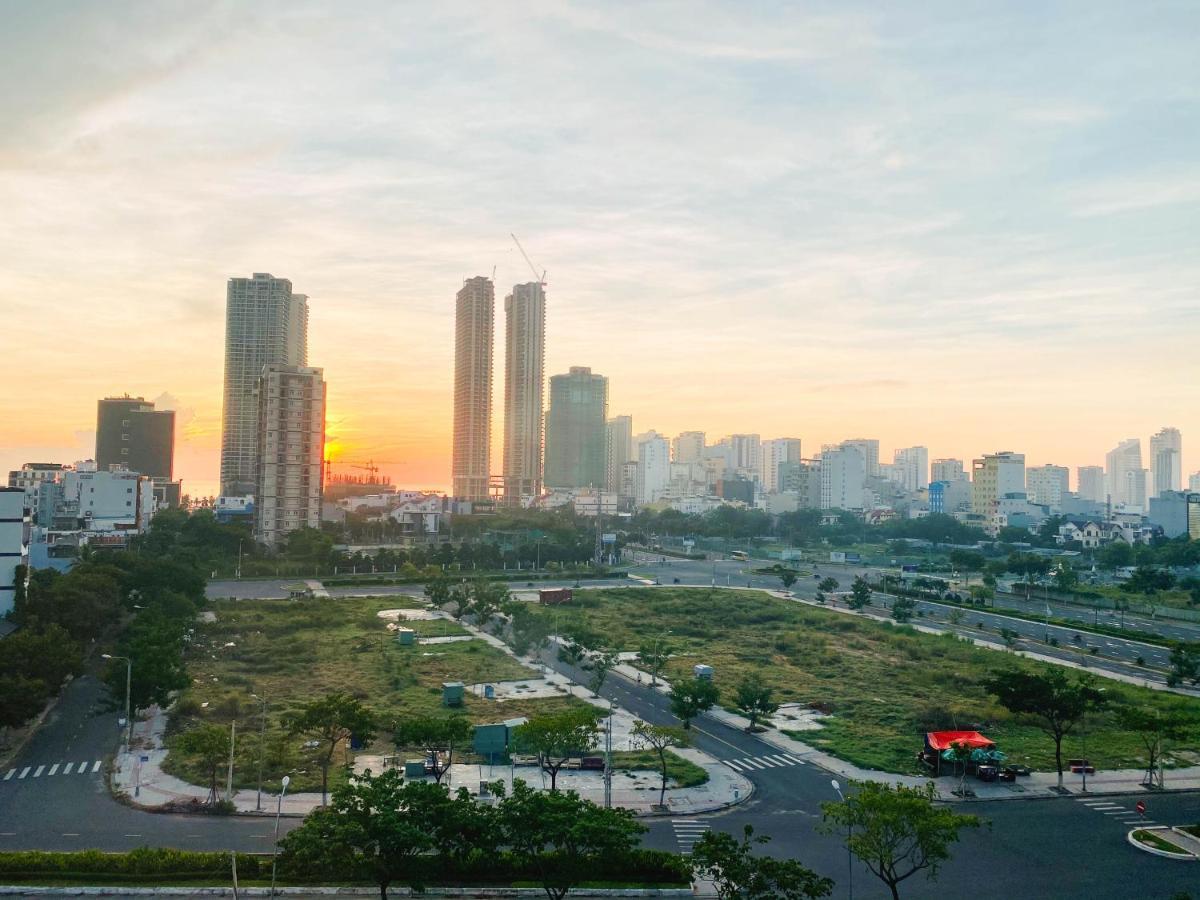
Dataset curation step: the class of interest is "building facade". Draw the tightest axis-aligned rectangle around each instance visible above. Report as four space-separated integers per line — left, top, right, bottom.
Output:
892 446 929 492
0 488 28 617
971 451 1025 516
221 273 309 496
502 282 546 501
1105 438 1145 510
672 431 706 465
253 365 326 548
843 439 880 477
761 438 802 493
451 276 494 501
820 444 866 510
1027 464 1070 512
543 366 608 490
605 415 634 493
96 396 175 479
931 458 967 483
1150 427 1183 498
1077 466 1105 503
636 432 670 506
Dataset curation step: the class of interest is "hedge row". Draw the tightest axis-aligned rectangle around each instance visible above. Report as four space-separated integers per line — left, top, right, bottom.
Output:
0 848 269 878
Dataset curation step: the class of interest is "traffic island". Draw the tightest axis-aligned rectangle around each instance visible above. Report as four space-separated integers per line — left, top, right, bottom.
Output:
1127 827 1199 860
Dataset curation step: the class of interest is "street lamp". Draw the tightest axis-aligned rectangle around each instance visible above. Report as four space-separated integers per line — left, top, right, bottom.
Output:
101 654 132 746
270 774 291 897
251 693 269 812
651 629 672 687
831 779 852 900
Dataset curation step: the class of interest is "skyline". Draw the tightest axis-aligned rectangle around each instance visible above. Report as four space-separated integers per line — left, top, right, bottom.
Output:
2 2 1198 495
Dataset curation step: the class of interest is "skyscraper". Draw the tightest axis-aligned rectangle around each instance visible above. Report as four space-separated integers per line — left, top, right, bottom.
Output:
673 432 706 465
892 446 929 492
544 367 608 489
220 273 308 496
503 282 545 501
451 276 494 501
1105 438 1144 510
1077 466 1105 503
843 439 880 477
820 444 866 510
971 451 1025 515
1027 464 1070 511
931 458 967 483
761 438 802 492
1150 427 1183 498
253 365 325 547
96 396 175 479
636 432 671 506
605 415 634 493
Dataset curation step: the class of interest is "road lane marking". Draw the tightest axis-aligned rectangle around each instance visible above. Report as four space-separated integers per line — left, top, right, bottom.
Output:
18 768 29 779
63 763 73 774
32 766 44 778
91 760 101 773
61 833 80 837
124 834 142 838
47 764 59 776
784 754 806 763
722 759 746 771
765 754 793 765
2 770 13 781
740 758 766 769
79 762 90 775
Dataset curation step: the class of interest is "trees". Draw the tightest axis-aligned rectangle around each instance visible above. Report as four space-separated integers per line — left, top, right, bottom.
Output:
948 550 986 587
462 579 509 626
1052 564 1079 593
109 611 191 710
1004 553 1051 599
630 720 689 807
393 715 472 785
983 668 1107 788
512 709 600 791
289 693 378 805
669 677 719 730
508 604 552 657
1115 706 1195 788
1123 566 1175 598
636 640 673 685
1166 642 1200 688
820 781 979 900
691 824 832 900
891 598 915 623
280 769 450 900
817 577 839 595
848 577 872 611
174 723 231 805
0 675 48 734
733 675 778 732
0 624 82 693
496 779 646 900
779 569 798 590
585 649 619 697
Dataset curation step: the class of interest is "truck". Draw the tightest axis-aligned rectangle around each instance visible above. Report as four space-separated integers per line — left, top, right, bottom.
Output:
538 588 573 605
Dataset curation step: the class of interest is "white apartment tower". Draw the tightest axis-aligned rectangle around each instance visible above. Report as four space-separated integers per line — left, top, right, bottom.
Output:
1077 466 1105 503
820 444 866 510
931 458 967 483
893 446 929 492
971 452 1025 515
636 432 671 506
1150 427 1183 498
1027 464 1070 511
761 438 802 493
503 282 546 501
451 276 494 501
1105 438 1145 510
843 439 880 477
253 365 326 548
673 431 706 465
221 274 308 496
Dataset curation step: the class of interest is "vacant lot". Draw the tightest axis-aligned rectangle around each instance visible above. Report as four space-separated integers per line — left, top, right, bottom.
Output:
524 587 1200 774
166 596 583 793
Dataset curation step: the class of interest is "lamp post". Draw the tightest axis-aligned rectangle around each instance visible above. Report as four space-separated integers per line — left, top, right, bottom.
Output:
831 779 852 900
101 654 132 747
651 629 672 687
252 693 268 812
270 774 291 897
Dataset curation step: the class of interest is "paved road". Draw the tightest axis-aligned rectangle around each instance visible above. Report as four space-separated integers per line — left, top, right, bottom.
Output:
0 676 298 852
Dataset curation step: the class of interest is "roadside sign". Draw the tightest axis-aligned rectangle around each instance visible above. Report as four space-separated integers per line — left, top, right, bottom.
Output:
1136 800 1146 816
140 755 150 763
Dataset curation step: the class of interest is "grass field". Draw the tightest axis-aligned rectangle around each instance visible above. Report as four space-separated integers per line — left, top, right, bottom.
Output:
521 587 1200 775
611 749 709 788
165 596 584 793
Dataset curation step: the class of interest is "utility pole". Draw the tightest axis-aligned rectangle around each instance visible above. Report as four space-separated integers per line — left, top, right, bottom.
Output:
604 697 613 808
226 720 237 803
594 494 603 568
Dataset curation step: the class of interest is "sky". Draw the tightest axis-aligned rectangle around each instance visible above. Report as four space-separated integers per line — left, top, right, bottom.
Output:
1 1 1198 498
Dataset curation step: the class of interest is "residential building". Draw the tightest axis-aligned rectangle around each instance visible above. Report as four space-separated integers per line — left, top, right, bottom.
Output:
1027 464 1070 512
635 432 671 506
503 282 546 501
729 434 762 479
571 489 620 517
1148 491 1192 539
779 459 822 509
717 476 755 505
451 276 494 501
96 396 174 479
843 439 880 477
7 463 69 518
971 452 1025 516
1150 427 1183 498
1105 438 1144 511
820 444 866 510
543 367 608 490
892 446 929 492
253 365 326 548
605 416 634 493
1190 494 1200 541
929 479 971 515
0 488 28 617
51 462 156 534
220 273 309 496
1077 466 1105 504
761 438 802 493
931 458 967 483
673 431 706 465
618 461 639 511
1191 472 1200 493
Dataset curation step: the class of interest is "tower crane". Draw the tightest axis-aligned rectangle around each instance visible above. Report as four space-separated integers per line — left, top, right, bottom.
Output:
510 233 546 285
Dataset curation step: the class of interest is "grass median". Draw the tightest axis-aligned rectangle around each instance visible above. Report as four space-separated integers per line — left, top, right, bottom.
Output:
522 587 1200 775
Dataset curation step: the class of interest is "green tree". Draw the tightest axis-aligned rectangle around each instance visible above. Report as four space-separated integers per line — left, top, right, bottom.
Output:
1122 566 1175 597
0 624 82 689
691 824 832 900
585 648 619 697
733 675 778 732
948 550 986 587
983 668 1107 788
817 577 839 594
999 628 1019 650
0 675 49 733
1097 541 1133 570
423 574 455 607
512 709 600 791
284 526 335 566
670 677 719 730
891 597 916 623
496 779 646 900
630 720 689 807
820 781 980 900
393 715 472 785
289 693 378 805
174 723 232 805
848 576 872 610
464 579 509 625
1115 706 1195 788
779 569 798 590
1166 642 1200 688
1052 564 1079 593
508 604 552 657
636 640 673 684
280 769 454 900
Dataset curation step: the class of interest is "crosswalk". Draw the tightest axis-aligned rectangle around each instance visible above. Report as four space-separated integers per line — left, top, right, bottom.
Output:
2 760 102 783
672 819 710 854
1074 795 1156 828
722 753 806 772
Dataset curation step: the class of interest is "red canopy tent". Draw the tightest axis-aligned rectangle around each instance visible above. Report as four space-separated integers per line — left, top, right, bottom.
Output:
925 730 995 752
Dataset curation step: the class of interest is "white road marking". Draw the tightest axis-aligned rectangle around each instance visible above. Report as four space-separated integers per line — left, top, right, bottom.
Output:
2 770 13 781
32 766 44 778
63 763 73 775
47 764 59 776
78 762 90 775
91 761 102 773
18 768 29 780
723 759 747 771
784 754 806 764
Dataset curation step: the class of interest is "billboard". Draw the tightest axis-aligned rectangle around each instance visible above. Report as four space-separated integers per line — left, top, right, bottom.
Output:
829 551 846 563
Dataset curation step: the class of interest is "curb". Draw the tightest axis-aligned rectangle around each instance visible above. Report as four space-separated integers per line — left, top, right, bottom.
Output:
0 888 694 897
1125 826 1198 860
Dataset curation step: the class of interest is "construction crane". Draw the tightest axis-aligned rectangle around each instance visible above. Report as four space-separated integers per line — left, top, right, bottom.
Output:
510 233 546 285
324 459 405 479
